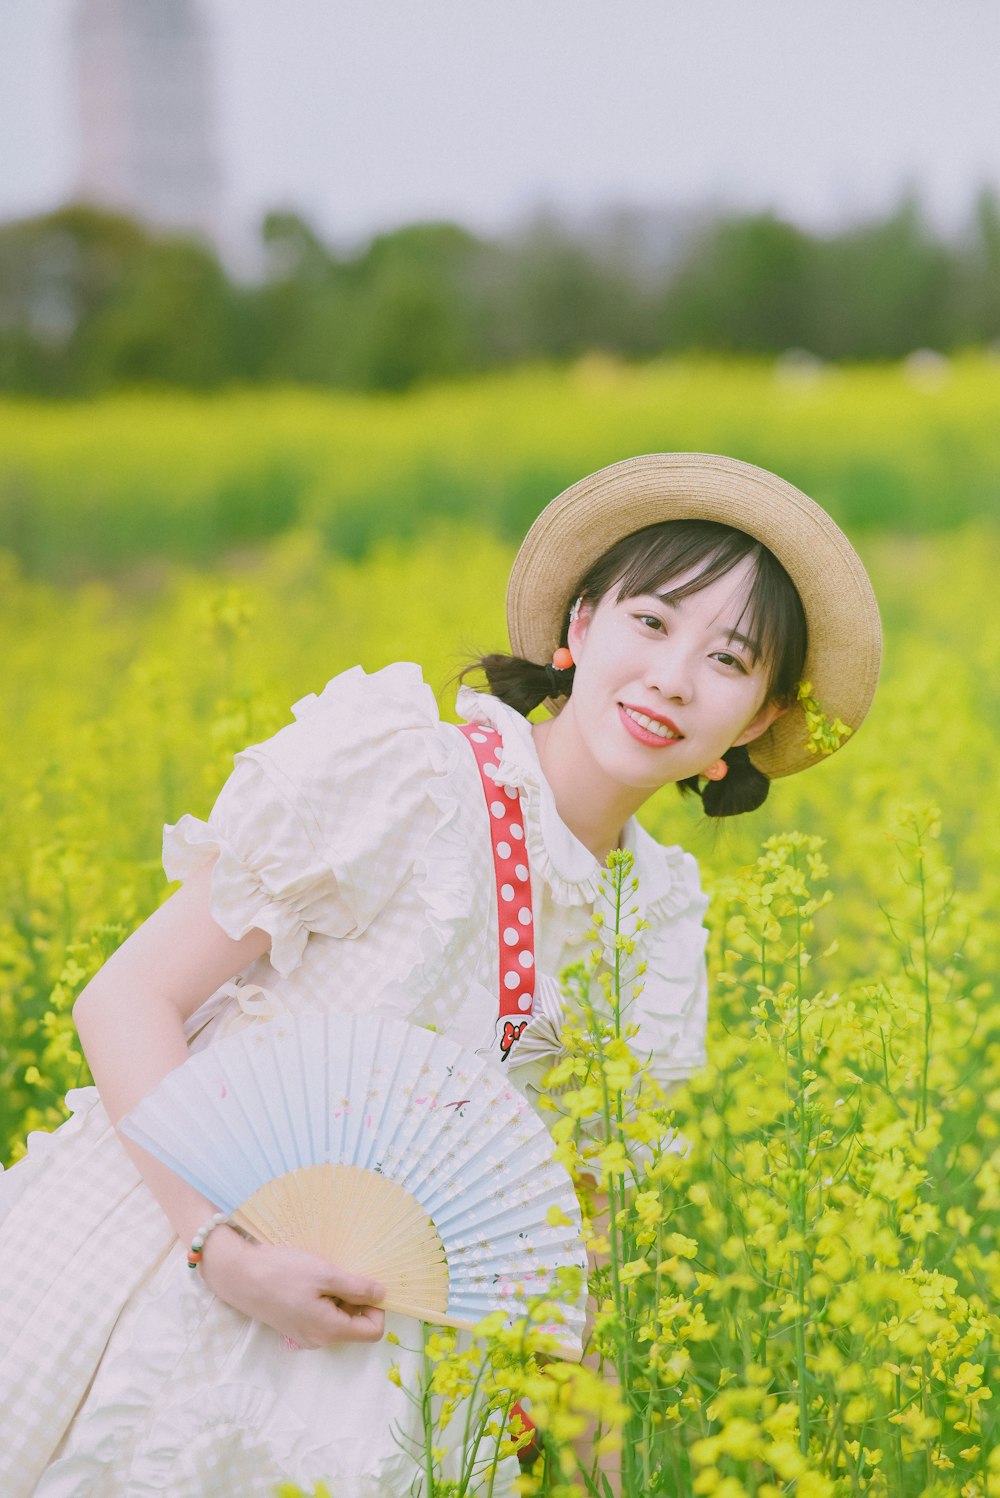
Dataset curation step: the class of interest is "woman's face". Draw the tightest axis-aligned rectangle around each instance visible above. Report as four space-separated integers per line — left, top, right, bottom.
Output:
563 555 787 795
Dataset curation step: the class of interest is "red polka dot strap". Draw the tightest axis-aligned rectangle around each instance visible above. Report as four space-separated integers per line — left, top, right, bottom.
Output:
458 722 535 1062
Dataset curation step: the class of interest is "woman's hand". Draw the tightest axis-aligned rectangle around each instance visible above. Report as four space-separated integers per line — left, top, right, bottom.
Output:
200 1226 386 1348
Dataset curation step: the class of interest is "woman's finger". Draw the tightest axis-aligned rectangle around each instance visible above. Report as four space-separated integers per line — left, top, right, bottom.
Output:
316 1299 386 1344
317 1267 386 1306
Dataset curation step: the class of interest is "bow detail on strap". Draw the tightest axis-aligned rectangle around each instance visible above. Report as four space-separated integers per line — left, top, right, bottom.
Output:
216 979 291 1021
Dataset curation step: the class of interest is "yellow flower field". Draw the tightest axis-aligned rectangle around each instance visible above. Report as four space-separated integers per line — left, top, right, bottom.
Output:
1 365 998 1494
2 354 1000 575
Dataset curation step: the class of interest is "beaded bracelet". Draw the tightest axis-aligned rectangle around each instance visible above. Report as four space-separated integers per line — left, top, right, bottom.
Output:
187 1211 230 1270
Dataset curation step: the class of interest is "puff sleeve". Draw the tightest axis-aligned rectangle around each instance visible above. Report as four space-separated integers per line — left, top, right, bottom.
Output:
162 663 456 978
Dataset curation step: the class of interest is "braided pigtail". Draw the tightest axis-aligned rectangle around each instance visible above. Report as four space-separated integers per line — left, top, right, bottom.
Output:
462 653 575 716
678 744 771 818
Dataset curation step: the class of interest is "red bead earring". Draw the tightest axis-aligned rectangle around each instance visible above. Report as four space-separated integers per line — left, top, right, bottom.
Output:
551 647 574 670
703 758 729 781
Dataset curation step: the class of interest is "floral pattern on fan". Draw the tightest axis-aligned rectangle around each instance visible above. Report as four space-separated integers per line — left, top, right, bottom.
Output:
121 1013 587 1352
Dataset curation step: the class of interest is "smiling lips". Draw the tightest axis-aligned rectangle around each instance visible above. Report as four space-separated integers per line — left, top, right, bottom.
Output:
619 703 683 746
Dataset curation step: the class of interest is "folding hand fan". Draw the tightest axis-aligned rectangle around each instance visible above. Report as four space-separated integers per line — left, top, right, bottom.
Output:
121 1013 587 1355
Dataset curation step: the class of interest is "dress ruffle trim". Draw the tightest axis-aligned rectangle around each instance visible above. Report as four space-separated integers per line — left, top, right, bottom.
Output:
456 685 604 906
162 810 314 978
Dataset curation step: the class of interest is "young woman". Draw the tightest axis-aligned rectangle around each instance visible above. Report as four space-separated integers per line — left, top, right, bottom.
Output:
0 453 880 1497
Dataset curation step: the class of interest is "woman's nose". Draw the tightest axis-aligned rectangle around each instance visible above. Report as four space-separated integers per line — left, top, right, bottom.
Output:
645 647 694 703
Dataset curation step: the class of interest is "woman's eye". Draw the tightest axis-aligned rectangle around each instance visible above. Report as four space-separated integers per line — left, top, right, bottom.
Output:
713 651 748 673
636 614 664 631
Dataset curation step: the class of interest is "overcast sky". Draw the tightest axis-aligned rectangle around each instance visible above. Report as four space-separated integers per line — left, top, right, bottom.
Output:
2 0 999 246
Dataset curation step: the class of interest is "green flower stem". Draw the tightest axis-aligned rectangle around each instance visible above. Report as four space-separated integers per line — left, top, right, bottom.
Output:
825 1399 866 1496
421 1327 436 1497
479 1385 512 1498
916 832 932 1134
792 858 811 1459
456 1352 497 1496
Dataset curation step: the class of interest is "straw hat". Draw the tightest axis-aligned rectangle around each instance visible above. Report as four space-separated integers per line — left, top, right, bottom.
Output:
506 453 881 779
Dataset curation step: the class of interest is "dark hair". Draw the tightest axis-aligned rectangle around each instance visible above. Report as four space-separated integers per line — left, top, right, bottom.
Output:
464 519 807 818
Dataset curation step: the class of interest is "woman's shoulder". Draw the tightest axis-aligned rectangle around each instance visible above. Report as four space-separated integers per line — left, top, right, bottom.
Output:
236 663 454 802
288 661 440 725
259 660 442 748
163 664 475 967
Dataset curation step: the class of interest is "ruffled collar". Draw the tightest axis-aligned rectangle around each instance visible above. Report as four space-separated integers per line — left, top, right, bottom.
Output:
455 686 692 918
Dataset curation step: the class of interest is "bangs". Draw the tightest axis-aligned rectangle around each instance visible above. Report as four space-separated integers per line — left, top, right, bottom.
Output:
577 520 807 703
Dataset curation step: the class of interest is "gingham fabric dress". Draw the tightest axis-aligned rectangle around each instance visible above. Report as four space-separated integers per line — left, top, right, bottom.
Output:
0 663 709 1498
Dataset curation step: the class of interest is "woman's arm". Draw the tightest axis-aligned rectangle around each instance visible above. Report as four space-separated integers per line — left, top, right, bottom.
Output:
72 857 385 1347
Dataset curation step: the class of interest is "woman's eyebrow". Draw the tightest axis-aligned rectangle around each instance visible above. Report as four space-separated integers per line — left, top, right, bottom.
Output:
724 629 761 657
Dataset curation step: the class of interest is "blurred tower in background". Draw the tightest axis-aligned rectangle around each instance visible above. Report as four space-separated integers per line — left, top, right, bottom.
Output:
72 0 221 236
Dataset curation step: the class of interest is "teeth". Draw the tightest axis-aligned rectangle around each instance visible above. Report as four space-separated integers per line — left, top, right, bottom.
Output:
624 707 679 740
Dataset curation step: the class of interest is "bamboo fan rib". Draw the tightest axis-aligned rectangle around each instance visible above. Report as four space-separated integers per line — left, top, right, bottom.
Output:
122 1012 587 1354
232 1165 451 1316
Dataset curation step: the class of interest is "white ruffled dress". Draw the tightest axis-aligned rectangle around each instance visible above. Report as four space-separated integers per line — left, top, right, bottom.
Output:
0 664 709 1498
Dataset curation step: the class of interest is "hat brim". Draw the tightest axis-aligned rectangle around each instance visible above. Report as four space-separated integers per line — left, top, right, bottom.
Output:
506 453 881 779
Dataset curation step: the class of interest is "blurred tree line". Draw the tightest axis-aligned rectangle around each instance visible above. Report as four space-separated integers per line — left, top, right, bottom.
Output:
1 193 998 395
